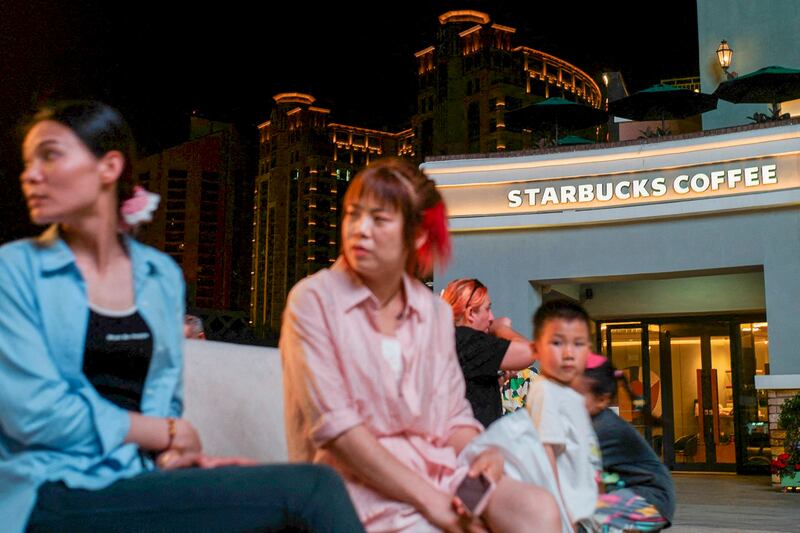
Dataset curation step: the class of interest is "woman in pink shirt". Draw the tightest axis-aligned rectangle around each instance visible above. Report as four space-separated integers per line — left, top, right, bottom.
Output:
281 158 560 532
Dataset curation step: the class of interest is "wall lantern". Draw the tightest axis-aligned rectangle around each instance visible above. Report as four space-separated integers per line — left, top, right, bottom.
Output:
716 40 735 79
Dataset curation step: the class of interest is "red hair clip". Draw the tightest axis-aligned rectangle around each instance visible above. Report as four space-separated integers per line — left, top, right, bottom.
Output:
417 201 451 276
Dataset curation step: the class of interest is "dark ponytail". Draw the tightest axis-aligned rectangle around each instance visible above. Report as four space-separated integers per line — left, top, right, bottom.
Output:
25 101 136 203
585 357 662 426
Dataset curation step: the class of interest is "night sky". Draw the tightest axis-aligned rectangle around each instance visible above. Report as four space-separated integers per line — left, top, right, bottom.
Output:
1 0 698 240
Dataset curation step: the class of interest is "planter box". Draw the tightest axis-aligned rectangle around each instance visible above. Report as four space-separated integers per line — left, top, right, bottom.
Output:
780 471 800 488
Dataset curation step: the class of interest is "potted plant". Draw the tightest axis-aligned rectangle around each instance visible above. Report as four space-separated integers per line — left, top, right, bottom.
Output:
772 392 800 490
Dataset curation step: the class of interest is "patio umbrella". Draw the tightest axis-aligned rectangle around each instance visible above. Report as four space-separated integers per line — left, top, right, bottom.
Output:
714 65 800 117
609 84 718 130
505 97 607 143
557 135 595 146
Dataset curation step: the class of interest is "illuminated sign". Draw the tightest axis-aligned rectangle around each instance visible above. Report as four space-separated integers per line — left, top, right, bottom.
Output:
507 164 776 207
439 157 799 217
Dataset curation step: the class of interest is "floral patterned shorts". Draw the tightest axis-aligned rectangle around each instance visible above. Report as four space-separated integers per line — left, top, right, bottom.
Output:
588 488 668 532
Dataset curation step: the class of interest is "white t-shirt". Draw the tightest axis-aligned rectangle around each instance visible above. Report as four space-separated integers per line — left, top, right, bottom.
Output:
526 377 601 522
380 336 403 388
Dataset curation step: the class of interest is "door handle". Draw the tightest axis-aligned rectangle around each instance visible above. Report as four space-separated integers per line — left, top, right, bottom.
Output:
704 409 713 416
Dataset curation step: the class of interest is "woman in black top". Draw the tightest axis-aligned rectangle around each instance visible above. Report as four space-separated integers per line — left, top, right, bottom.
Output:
7 100 363 533
442 278 537 427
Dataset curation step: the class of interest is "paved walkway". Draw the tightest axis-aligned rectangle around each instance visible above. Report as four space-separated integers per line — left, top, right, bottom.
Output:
670 473 800 532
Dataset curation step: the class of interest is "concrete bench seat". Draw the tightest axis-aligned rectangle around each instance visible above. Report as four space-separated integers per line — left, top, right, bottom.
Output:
183 340 288 462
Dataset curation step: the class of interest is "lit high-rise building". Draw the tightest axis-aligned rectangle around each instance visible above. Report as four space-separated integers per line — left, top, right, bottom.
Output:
413 10 602 156
135 115 253 315
250 93 413 335
251 10 601 336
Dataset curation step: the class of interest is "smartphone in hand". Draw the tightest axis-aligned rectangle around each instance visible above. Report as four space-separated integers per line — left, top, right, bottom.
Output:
455 472 496 517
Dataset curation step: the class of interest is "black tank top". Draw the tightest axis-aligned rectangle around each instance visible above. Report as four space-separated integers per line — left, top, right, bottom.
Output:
82 305 154 412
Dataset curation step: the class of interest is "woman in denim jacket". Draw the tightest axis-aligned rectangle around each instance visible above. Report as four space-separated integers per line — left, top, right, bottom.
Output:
0 101 362 533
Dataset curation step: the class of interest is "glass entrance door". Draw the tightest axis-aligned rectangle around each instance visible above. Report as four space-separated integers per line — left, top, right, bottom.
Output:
600 323 662 456
662 322 735 471
737 322 771 471
598 317 770 473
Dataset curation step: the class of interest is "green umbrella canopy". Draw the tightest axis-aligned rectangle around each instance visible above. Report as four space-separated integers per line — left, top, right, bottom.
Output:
609 84 718 123
536 96 585 107
505 97 607 141
714 65 800 106
557 135 595 145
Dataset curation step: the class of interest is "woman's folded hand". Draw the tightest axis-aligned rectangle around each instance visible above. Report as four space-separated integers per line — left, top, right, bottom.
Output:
197 454 259 468
156 450 258 470
171 418 202 454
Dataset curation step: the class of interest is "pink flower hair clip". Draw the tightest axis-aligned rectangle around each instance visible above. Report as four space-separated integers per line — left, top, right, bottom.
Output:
120 185 160 232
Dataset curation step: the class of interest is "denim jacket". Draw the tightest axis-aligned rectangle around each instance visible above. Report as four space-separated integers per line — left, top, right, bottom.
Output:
0 226 185 532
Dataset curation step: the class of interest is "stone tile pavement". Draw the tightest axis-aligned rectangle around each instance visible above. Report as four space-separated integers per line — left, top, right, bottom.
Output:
670 473 800 532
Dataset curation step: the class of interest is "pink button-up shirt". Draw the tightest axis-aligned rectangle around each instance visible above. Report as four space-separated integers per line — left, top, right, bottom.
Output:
281 258 482 531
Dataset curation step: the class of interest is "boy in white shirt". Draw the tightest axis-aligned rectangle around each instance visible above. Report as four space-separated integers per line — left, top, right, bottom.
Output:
526 299 602 530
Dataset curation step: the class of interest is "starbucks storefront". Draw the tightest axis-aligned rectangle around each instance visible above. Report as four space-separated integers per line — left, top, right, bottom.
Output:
424 122 800 474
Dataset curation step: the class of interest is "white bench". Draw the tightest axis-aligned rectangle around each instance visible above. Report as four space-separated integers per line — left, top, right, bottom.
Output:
183 340 288 462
